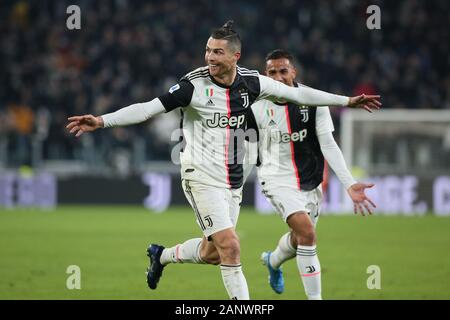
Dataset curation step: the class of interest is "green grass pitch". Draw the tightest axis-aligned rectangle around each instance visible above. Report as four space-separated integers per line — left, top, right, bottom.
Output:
1 206 449 300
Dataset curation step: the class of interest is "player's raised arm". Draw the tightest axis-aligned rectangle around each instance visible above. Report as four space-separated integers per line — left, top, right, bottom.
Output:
66 98 166 137
66 79 194 137
257 75 381 112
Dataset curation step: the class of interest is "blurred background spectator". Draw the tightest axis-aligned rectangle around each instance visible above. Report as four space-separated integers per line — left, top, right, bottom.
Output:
0 0 448 169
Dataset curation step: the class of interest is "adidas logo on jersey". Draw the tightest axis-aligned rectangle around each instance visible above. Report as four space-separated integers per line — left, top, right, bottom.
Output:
205 99 215 107
271 128 308 143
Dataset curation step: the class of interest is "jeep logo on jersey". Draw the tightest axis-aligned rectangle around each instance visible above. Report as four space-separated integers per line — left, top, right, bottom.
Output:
206 113 246 128
241 92 249 108
271 128 308 143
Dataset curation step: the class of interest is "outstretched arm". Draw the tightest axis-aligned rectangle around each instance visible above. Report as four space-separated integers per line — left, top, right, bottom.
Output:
66 98 166 137
318 130 376 215
258 75 381 112
66 79 194 137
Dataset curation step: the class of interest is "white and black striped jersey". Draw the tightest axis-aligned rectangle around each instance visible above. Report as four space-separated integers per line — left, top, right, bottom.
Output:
158 67 347 189
247 83 335 190
159 66 262 189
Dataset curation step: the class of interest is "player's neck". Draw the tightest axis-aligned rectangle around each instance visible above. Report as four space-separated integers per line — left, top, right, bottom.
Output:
212 67 237 87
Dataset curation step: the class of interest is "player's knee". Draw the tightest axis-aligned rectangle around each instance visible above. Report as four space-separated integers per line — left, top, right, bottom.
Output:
217 237 241 259
207 256 221 265
296 228 316 246
201 252 221 265
225 238 241 257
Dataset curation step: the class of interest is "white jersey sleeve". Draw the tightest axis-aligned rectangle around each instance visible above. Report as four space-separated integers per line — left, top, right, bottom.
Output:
318 131 356 190
101 78 195 128
101 98 166 128
315 107 334 135
257 75 349 107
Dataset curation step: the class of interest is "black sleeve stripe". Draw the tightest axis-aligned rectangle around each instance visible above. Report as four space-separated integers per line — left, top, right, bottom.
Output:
238 70 258 75
187 74 210 81
186 71 209 81
238 72 259 77
237 70 259 77
159 80 194 112
185 67 209 80
237 66 259 76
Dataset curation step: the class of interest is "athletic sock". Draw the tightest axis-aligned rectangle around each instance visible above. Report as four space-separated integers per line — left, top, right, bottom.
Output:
159 238 205 265
269 232 296 269
220 264 250 300
296 244 322 300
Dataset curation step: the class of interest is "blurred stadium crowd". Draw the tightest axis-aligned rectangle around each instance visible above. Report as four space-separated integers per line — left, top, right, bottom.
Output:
0 0 448 169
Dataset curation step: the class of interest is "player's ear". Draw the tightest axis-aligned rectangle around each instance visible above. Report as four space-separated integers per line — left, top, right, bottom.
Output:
292 66 297 78
234 51 241 61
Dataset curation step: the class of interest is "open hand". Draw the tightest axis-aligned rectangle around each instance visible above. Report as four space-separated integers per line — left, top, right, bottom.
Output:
66 115 104 137
348 94 381 113
347 183 376 216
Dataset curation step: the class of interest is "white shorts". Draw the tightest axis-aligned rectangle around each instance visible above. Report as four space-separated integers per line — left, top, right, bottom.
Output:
262 185 323 226
182 179 242 238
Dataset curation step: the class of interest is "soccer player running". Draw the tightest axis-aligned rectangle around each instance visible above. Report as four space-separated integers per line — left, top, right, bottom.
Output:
66 21 381 300
247 49 377 300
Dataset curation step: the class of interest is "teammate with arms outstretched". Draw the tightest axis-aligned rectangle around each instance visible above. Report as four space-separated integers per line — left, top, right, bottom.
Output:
66 22 381 299
247 49 377 300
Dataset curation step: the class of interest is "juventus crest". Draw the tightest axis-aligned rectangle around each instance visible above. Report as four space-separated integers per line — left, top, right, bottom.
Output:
241 92 249 108
300 109 309 123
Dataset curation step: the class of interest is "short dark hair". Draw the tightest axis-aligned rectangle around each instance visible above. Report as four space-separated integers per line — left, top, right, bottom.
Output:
265 49 296 66
210 20 241 52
